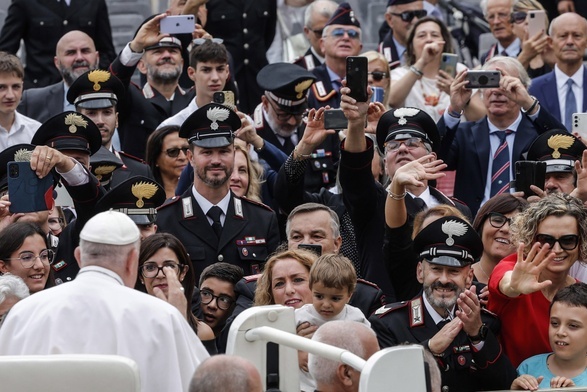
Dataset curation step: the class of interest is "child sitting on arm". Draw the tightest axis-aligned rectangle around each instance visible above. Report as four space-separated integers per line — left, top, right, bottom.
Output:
512 282 587 390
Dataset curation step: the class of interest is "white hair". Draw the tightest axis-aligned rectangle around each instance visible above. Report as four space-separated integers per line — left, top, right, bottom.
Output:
481 0 514 16
79 239 139 267
0 274 30 304
304 0 339 29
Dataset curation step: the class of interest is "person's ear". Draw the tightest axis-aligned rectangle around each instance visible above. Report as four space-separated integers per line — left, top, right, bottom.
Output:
187 66 197 82
333 235 343 253
137 59 147 75
0 260 9 273
336 364 354 386
74 246 82 268
417 261 425 284
466 265 474 287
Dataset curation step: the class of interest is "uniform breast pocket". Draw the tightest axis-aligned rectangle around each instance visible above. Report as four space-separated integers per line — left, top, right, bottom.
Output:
31 18 56 38
185 245 206 262
237 245 268 262
77 17 96 33
208 8 240 23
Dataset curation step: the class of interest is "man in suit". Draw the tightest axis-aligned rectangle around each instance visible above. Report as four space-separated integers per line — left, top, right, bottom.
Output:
110 14 195 160
307 2 363 110
18 31 99 124
156 103 280 281
378 0 426 70
67 69 154 187
437 56 564 216
528 12 587 130
0 0 115 89
294 0 338 71
480 0 521 63
370 216 517 392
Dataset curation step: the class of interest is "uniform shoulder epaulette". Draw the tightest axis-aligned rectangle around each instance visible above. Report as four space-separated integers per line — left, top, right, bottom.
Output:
357 278 381 290
240 195 274 212
118 150 147 164
449 196 468 207
374 300 409 317
244 274 261 283
311 81 337 102
156 195 181 210
389 60 401 71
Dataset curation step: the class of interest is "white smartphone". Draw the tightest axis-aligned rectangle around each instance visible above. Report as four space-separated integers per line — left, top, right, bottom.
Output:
527 10 547 38
160 15 195 34
572 113 587 139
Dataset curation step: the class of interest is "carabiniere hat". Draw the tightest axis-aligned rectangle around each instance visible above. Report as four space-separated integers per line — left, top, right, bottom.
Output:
67 69 125 110
257 63 316 115
144 36 182 51
526 129 586 174
325 2 361 28
179 103 241 148
31 111 102 156
376 107 440 153
413 216 483 267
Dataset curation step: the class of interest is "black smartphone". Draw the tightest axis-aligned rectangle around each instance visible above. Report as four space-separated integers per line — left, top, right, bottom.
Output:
324 109 348 130
7 161 54 213
465 70 501 89
514 161 546 197
346 56 368 102
298 243 322 256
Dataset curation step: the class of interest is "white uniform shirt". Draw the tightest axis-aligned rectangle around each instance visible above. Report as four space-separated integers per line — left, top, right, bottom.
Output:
0 266 209 392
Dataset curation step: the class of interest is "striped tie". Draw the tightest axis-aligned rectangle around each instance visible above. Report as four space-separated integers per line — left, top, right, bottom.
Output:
491 130 512 196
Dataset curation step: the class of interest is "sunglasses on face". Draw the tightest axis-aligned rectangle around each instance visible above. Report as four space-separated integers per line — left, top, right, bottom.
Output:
164 147 189 158
511 11 527 24
368 71 389 81
535 234 579 251
311 28 323 37
390 9 427 22
329 28 360 39
486 212 511 228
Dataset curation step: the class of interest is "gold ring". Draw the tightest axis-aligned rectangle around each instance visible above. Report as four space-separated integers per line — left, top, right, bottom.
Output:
45 157 52 161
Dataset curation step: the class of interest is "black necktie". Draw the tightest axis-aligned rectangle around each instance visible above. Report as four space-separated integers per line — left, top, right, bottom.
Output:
282 136 295 155
413 197 427 213
207 206 223 238
437 319 450 329
500 50 508 57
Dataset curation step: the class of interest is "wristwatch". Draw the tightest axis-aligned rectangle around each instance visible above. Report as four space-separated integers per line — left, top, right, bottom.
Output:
468 323 488 342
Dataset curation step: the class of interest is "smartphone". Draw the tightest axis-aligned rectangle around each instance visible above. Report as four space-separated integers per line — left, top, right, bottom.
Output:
465 70 501 89
439 53 458 77
324 109 348 130
528 10 547 37
160 15 195 34
370 87 385 103
572 113 587 139
7 161 54 213
212 91 236 111
298 243 322 256
514 160 547 197
346 56 368 102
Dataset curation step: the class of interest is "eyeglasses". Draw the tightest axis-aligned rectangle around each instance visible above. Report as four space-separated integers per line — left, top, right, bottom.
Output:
486 212 512 228
486 12 511 22
48 217 64 228
5 249 55 268
164 147 189 158
390 10 427 22
511 11 527 24
385 137 426 152
266 96 306 122
200 289 235 310
329 28 360 40
369 71 389 81
535 234 579 251
139 262 183 278
310 28 323 37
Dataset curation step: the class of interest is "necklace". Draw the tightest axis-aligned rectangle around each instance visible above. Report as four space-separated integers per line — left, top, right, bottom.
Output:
475 262 490 281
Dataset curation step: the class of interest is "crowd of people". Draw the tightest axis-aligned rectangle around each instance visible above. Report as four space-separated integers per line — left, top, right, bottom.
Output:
0 0 586 391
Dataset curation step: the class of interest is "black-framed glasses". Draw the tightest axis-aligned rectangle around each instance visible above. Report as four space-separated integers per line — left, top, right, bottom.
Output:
139 261 183 278
329 28 360 40
390 9 427 22
511 11 527 24
164 146 189 158
535 234 579 251
266 95 306 122
5 249 55 268
486 212 511 229
310 28 323 37
200 289 235 310
368 71 389 81
385 137 426 152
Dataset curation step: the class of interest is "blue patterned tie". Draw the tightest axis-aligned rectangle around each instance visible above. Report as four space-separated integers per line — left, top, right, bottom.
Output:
491 130 512 196
565 79 577 130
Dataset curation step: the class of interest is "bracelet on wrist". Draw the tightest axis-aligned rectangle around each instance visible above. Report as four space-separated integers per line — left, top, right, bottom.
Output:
427 340 444 357
521 96 539 114
410 65 423 79
293 145 312 160
447 105 463 118
388 189 407 200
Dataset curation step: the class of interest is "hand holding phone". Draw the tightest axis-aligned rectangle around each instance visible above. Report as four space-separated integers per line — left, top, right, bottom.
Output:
7 162 54 213
514 161 546 197
160 15 195 34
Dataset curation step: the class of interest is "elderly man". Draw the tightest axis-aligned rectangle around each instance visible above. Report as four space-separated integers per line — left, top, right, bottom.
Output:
18 31 99 123
529 13 587 130
294 0 338 71
0 211 209 392
370 216 516 391
307 2 363 109
0 274 29 327
379 0 426 69
480 0 520 63
189 355 262 392
437 56 564 216
308 320 380 392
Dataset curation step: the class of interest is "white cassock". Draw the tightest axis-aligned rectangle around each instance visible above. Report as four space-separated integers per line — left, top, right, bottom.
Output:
0 266 209 392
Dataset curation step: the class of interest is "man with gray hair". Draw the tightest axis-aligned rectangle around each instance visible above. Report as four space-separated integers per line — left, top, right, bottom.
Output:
189 355 262 392
0 274 29 327
0 211 209 392
437 56 565 215
308 320 379 392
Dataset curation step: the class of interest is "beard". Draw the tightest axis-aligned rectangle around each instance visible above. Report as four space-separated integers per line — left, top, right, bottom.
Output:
264 109 300 138
423 281 464 312
60 60 98 86
196 163 232 188
146 60 182 84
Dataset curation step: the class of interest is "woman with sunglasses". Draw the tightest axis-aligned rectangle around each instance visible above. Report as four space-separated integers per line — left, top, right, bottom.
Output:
0 222 55 294
512 0 554 79
146 125 189 199
387 16 486 123
137 233 215 349
488 193 587 367
471 194 528 285
363 51 391 108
